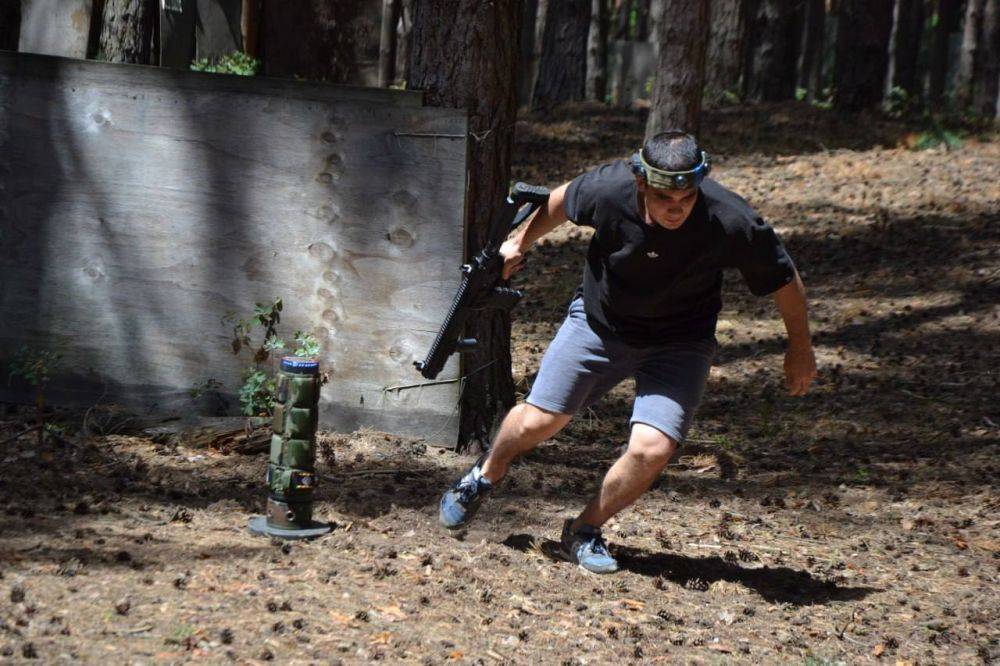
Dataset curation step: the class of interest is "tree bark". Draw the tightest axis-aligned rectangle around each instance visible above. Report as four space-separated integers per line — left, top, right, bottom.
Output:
378 0 400 86
796 0 825 102
956 0 984 107
646 0 710 136
742 0 799 102
586 0 610 100
406 0 521 453
395 0 413 84
0 0 20 52
929 0 964 103
262 0 376 84
98 0 157 64
972 0 998 116
705 0 746 104
533 0 591 108
833 0 894 111
885 0 924 99
517 0 540 105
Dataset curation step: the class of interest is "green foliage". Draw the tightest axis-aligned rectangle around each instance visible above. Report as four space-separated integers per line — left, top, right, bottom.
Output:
294 331 321 357
219 298 321 417
852 467 871 484
795 87 807 102
190 51 261 76
8 346 62 387
238 369 276 417
912 114 963 151
884 86 915 119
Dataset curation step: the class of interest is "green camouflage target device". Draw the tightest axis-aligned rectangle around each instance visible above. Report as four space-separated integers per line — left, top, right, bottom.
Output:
248 356 331 539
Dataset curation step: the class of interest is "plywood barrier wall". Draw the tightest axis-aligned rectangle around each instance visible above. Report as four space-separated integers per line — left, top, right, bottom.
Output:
0 51 468 446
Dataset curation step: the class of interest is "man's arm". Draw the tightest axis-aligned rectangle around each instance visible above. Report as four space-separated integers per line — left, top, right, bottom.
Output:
772 269 817 396
500 182 570 278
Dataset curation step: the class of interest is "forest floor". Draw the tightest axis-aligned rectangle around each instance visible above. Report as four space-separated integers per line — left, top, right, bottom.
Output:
1 102 998 664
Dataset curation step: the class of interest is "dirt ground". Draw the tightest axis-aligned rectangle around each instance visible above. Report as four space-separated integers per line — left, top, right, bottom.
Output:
1 102 998 664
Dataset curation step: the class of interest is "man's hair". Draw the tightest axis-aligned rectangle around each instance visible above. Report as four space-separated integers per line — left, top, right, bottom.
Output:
641 131 702 172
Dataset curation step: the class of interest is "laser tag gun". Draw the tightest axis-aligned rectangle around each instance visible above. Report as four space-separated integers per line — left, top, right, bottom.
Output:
414 182 550 380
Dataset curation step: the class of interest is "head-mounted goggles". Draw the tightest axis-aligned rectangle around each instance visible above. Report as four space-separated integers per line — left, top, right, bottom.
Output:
630 150 711 190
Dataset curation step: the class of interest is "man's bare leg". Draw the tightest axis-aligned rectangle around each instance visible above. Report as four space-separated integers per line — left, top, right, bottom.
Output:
480 403 572 484
572 423 678 530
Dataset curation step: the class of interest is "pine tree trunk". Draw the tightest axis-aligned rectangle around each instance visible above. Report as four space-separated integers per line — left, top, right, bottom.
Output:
742 0 798 101
833 0 894 111
395 0 413 84
517 0 540 105
533 0 591 108
262 1 366 84
796 0 825 102
98 0 157 64
633 0 650 40
646 0 710 136
885 0 924 99
705 0 746 104
0 0 20 52
586 0 609 100
972 0 998 116
956 0 984 107
406 0 521 453
378 0 400 86
929 0 964 103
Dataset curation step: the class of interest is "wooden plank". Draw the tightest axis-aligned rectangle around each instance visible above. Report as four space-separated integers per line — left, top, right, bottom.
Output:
0 51 467 446
17 0 93 58
0 50 424 106
195 0 242 62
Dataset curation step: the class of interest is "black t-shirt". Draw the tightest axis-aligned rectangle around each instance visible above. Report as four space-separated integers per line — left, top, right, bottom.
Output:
563 160 796 345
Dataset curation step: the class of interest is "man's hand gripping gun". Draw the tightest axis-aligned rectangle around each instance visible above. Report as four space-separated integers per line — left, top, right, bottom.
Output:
414 182 551 380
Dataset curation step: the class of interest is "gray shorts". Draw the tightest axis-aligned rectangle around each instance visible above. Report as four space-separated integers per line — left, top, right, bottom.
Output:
526 297 716 443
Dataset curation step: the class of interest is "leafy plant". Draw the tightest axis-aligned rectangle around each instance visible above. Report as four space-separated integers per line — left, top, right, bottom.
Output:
238 369 276 417
220 299 322 417
8 346 63 445
293 331 321 357
190 51 261 76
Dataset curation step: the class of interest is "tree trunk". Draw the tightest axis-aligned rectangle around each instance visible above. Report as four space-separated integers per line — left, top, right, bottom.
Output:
0 0 20 52
796 0 825 102
705 0 746 104
956 0 984 107
615 0 632 39
742 0 799 101
586 0 609 100
406 0 521 453
533 0 591 108
885 0 924 99
395 0 413 84
929 0 964 103
633 0 650 40
972 0 998 116
242 0 259 57
378 0 400 86
262 0 373 84
98 0 157 64
517 0 540 105
833 0 894 111
646 0 710 136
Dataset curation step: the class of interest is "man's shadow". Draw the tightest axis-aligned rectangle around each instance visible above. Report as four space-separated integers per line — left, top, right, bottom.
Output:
502 534 877 606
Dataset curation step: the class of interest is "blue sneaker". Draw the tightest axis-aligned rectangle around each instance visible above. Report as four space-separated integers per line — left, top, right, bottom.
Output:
439 455 493 530
560 519 619 574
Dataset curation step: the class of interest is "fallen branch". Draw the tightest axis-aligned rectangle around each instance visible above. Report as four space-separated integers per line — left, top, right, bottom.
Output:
0 424 42 447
